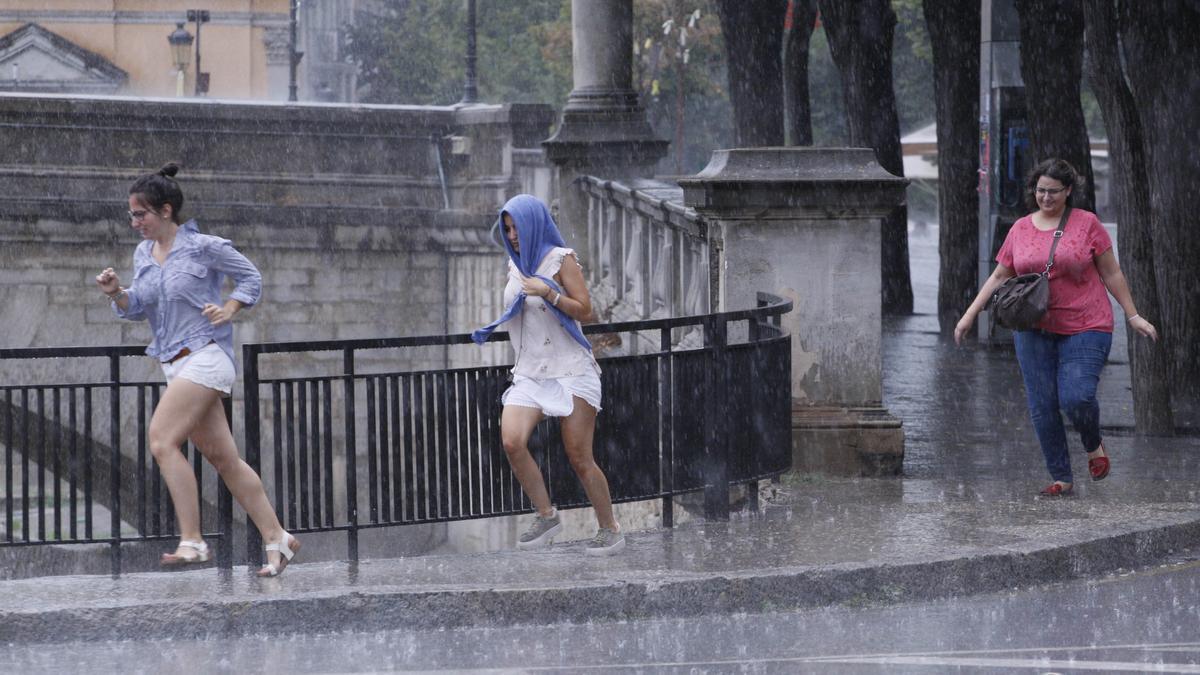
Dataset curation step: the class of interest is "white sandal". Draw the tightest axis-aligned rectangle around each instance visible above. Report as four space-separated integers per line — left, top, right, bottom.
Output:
257 531 300 577
161 540 210 566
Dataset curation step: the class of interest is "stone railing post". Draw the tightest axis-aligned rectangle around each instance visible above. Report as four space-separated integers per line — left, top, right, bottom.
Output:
542 0 668 249
679 148 908 476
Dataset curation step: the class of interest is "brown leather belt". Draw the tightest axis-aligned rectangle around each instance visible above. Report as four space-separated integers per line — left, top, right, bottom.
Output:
165 340 214 364
166 347 192 363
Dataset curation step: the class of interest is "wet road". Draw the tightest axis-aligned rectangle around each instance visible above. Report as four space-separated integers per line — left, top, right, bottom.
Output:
6 548 1200 673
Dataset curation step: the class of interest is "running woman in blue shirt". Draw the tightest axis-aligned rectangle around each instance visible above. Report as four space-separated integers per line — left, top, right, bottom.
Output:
95 163 298 577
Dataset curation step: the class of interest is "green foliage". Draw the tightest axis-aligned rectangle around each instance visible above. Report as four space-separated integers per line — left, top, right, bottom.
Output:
792 0 934 146
808 26 848 146
346 1 463 104
345 0 572 106
343 0 937 169
633 0 733 173
890 0 936 135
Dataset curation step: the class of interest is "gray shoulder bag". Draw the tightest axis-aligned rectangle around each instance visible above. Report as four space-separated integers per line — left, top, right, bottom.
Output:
987 207 1070 331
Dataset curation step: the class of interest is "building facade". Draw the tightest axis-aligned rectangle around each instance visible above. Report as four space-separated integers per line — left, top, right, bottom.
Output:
0 1 293 99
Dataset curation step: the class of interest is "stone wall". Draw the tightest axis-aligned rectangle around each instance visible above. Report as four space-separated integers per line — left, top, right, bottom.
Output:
0 93 555 562
0 92 554 355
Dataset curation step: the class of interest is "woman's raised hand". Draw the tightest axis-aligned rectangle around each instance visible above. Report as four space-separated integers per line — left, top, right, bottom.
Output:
1130 315 1159 342
202 303 235 326
95 267 120 295
520 275 551 299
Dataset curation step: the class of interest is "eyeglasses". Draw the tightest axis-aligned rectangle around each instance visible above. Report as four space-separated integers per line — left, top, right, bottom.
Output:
128 209 151 221
1035 187 1068 196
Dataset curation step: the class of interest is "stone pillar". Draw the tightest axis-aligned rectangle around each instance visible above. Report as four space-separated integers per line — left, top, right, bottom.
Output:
263 26 291 101
679 148 908 476
542 0 668 248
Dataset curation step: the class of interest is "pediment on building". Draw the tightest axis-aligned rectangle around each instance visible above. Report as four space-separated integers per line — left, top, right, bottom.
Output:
0 23 127 94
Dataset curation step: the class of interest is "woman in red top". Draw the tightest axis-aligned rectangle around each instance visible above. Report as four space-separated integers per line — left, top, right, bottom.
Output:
955 159 1158 496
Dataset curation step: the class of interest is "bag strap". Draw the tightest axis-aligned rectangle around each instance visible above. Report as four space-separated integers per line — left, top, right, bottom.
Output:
1042 206 1071 276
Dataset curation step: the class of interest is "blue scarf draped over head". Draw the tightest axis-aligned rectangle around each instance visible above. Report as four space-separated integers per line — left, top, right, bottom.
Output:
471 194 591 351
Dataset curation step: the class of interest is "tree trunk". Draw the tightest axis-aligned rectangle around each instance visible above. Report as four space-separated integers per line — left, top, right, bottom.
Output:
1081 0 1174 434
1013 0 1096 211
819 0 913 314
1120 0 1200 427
923 0 981 336
782 0 819 146
715 0 787 147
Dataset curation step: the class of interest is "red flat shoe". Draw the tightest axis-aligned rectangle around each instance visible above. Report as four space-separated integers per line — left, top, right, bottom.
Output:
1089 455 1110 481
1039 482 1074 497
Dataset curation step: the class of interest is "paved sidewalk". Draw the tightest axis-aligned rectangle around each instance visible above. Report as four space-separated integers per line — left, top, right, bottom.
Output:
3 223 1198 642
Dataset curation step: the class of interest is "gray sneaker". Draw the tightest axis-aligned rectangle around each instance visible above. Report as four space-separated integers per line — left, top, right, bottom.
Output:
585 527 625 556
517 511 563 550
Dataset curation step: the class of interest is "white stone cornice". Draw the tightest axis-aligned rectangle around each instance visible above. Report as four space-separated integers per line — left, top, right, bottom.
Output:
0 11 286 27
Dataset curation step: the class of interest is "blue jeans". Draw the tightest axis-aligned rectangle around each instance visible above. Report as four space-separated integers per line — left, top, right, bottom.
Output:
1013 330 1112 483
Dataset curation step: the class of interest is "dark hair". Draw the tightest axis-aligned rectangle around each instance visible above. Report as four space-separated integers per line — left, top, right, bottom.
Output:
1024 158 1083 211
129 163 184 222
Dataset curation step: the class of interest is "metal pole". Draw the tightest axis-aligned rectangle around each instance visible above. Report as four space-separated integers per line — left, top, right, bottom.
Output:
460 0 478 103
194 17 202 96
289 0 300 101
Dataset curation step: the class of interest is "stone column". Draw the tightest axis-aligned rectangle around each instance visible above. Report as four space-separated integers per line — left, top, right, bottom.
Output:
679 148 908 476
542 0 668 248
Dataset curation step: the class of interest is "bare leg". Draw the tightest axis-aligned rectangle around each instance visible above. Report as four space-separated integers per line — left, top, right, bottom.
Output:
188 395 287 569
560 397 616 530
147 378 223 556
500 404 553 516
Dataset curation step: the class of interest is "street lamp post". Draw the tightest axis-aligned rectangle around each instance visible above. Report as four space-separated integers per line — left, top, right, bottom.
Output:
167 22 193 97
288 0 304 101
459 0 478 104
186 9 211 96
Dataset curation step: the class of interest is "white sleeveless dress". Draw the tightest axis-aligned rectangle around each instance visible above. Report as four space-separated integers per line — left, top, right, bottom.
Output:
501 247 602 416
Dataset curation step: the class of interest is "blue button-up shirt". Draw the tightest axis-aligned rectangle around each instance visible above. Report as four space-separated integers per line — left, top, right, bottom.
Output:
113 220 262 365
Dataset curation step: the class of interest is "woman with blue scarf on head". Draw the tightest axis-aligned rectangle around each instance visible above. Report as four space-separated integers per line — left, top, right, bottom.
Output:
472 194 624 556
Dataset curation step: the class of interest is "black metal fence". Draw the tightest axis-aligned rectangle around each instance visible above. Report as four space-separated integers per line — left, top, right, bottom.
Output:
0 345 234 574
1 294 791 572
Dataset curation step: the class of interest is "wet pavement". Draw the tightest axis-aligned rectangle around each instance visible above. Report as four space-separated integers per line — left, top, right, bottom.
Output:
3 223 1199 643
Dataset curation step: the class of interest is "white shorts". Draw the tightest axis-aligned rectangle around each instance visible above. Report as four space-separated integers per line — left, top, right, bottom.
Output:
502 373 602 417
161 342 235 396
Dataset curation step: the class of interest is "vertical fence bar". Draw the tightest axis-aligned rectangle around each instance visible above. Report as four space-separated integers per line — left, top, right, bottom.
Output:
242 344 263 569
389 375 402 523
150 386 163 536
472 370 491 515
747 314 762 515
447 371 462 519
137 386 147 537
21 389 29 543
4 389 12 543
309 380 322 528
322 380 334 528
365 377 378 524
108 354 121 574
52 388 61 541
660 327 674 528
343 348 359 562
37 388 45 542
83 388 93 539
377 376 391 523
272 382 284 517
218 396 234 569
702 316 729 520
435 372 449 519
68 388 78 541
298 380 310 529
191 439 203 532
285 382 297 529
400 374 414 523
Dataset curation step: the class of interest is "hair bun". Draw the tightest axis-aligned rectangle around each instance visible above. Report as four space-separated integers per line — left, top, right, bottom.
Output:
158 162 180 179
